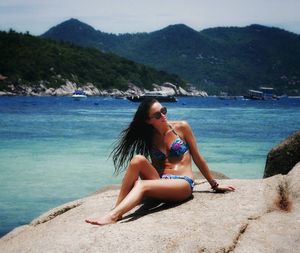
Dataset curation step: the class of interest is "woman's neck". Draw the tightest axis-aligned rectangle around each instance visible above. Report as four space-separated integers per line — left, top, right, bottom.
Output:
154 122 170 137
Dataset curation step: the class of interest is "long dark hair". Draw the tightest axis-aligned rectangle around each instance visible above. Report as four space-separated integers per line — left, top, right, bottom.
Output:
111 98 158 174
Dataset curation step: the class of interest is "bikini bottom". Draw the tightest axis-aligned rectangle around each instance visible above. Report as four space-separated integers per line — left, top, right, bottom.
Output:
161 174 194 190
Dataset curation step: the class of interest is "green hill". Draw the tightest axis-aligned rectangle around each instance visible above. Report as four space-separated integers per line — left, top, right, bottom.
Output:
0 30 185 92
42 19 300 95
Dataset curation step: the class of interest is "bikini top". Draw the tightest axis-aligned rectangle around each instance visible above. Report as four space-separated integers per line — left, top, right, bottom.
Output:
150 127 189 161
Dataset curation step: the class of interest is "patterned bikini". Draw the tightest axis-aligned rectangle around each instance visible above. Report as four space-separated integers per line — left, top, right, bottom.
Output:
151 127 195 190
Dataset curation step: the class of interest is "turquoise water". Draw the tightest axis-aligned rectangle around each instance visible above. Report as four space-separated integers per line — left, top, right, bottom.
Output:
0 96 300 236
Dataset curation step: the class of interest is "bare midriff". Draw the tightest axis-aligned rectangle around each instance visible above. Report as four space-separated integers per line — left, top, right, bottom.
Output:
152 151 194 180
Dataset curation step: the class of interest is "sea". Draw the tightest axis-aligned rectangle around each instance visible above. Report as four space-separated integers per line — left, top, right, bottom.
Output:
0 96 300 237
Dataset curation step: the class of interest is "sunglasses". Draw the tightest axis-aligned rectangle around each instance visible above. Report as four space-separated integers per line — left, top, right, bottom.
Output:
150 106 167 119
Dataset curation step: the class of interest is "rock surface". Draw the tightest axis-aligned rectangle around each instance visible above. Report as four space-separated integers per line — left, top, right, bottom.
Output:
1 164 299 253
264 131 300 178
0 81 207 97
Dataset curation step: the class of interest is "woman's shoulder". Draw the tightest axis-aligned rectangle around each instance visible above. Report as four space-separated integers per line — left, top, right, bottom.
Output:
169 121 191 132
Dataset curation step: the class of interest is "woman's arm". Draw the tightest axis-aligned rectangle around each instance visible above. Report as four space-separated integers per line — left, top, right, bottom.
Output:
180 121 235 192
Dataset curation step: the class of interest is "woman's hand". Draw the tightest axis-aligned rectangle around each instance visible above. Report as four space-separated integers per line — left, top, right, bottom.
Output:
214 185 235 193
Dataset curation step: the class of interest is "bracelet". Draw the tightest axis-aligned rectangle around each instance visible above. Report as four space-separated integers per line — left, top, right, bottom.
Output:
209 179 219 189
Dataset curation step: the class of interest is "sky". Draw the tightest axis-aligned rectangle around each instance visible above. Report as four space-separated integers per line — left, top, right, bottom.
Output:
0 0 300 35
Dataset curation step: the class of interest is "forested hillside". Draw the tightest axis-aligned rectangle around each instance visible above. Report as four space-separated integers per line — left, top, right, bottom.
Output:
42 19 300 95
0 30 185 92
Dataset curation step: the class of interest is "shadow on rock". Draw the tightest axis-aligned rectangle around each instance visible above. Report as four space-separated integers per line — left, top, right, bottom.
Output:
120 195 194 223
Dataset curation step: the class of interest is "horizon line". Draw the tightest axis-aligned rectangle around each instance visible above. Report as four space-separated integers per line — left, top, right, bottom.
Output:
1 18 299 36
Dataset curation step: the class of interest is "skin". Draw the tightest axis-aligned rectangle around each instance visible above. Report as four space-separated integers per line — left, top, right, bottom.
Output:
85 102 235 225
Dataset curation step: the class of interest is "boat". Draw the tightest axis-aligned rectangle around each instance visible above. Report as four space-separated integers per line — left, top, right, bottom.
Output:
72 90 87 99
127 91 177 103
244 87 278 100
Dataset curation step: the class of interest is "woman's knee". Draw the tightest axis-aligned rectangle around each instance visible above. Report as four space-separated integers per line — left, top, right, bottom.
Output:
127 155 159 180
129 155 148 168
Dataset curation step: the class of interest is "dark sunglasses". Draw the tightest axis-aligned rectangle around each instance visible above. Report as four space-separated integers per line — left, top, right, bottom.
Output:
150 106 167 119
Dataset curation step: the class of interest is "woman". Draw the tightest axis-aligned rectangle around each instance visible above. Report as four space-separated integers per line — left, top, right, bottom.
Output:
86 98 235 225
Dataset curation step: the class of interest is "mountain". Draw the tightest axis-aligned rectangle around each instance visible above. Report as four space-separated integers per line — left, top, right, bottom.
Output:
0 30 185 92
42 19 300 95
41 18 118 52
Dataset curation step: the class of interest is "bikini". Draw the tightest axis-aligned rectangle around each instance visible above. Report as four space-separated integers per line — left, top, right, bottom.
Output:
151 126 195 190
161 174 195 190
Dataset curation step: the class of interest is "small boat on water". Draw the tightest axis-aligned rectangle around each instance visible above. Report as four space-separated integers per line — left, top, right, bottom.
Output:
72 90 87 99
244 87 278 100
127 91 177 103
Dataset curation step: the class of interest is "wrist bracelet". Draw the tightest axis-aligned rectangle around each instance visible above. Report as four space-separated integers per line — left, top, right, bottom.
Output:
209 179 219 189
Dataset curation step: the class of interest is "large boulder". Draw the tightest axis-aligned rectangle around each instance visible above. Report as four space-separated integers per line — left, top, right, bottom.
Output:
1 164 299 253
81 83 100 96
53 81 77 96
152 83 176 95
125 83 144 96
264 131 300 178
178 86 189 96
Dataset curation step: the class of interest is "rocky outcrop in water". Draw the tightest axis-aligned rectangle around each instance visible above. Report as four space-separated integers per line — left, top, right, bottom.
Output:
0 81 207 97
264 131 300 178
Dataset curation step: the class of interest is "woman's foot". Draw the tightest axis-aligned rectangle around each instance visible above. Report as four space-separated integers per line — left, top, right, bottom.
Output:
85 212 123 226
85 213 118 226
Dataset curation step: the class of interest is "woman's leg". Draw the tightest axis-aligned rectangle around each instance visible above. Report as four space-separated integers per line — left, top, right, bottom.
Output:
114 155 160 207
85 179 192 225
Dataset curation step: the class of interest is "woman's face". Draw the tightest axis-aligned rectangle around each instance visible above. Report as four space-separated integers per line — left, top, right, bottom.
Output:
147 102 168 126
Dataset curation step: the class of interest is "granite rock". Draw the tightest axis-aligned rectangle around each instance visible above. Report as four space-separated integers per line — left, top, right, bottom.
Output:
264 131 300 178
0 81 207 97
1 164 299 253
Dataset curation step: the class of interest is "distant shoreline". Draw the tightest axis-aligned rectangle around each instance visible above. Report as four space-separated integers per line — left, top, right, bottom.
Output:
1 94 300 99
0 81 208 97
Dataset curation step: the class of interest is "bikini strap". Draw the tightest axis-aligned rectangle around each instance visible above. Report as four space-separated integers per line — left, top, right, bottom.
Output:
168 124 187 144
167 124 179 137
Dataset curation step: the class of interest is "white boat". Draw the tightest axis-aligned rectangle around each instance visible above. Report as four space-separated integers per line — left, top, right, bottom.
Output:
72 90 87 99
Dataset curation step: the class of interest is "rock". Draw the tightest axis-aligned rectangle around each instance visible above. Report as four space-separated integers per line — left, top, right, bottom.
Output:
178 86 189 96
162 82 193 96
108 88 125 97
99 90 109 96
1 164 299 253
186 83 208 97
163 82 177 90
8 84 15 91
191 90 208 97
233 163 300 253
0 91 15 96
45 88 55 96
125 83 144 96
194 170 229 180
264 131 300 178
0 79 208 97
44 81 101 96
153 83 176 95
81 83 100 96
53 81 77 96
